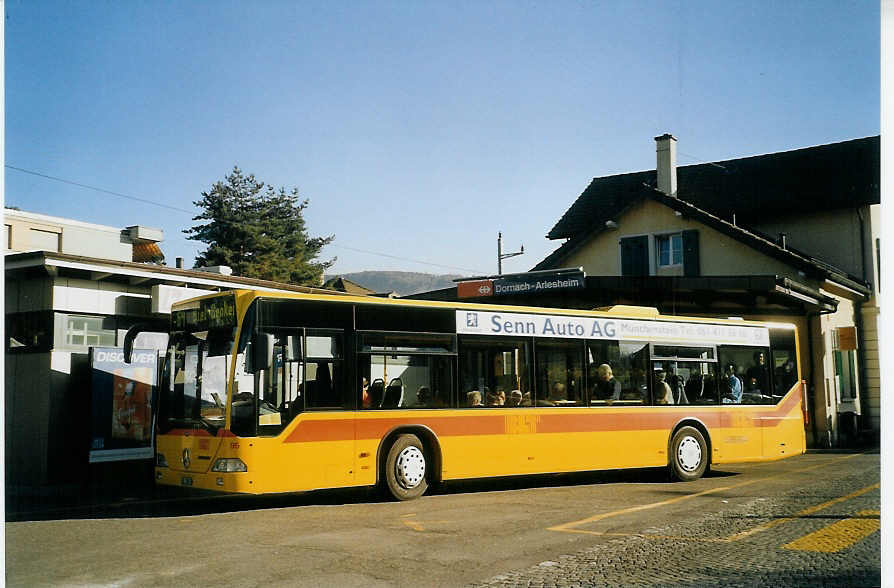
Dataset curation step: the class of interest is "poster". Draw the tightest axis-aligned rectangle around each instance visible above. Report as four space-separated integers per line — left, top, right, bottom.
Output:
89 347 158 463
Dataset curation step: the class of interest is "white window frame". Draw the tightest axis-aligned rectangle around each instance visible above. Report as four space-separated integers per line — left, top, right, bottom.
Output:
55 313 117 351
655 233 683 268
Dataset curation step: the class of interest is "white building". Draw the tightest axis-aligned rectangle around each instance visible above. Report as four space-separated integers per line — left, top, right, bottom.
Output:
4 209 340 501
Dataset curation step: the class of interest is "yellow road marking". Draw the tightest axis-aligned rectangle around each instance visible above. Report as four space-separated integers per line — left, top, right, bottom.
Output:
548 484 737 533
783 509 880 553
725 482 879 542
399 513 452 532
548 454 864 538
403 519 426 531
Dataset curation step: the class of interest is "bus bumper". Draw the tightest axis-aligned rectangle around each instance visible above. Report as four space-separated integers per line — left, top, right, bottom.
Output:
155 467 257 493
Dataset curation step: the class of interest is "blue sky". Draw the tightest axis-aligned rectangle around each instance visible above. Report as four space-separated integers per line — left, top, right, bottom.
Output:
5 1 879 277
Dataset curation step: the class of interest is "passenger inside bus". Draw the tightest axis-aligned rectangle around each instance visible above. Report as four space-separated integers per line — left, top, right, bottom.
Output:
506 389 523 406
721 363 742 404
746 351 770 393
654 370 674 404
467 390 483 406
668 369 687 404
592 364 621 402
361 377 371 408
486 390 506 406
775 359 797 395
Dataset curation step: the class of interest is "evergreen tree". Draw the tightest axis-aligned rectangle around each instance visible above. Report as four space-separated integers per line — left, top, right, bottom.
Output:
185 167 334 284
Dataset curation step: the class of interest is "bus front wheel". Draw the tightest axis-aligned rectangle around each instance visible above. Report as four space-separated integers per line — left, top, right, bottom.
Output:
669 426 708 482
384 434 429 501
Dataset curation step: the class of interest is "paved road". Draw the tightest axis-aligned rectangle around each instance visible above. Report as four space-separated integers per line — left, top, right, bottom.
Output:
5 452 880 587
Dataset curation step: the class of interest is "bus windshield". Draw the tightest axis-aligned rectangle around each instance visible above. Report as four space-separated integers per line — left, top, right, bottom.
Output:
160 329 234 434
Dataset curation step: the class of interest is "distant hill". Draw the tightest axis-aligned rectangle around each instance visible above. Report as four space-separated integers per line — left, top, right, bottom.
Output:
324 271 464 296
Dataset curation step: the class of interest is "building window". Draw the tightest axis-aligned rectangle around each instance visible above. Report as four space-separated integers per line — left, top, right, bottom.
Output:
834 350 858 400
56 314 117 350
831 328 858 402
656 233 683 267
4 224 11 250
6 312 54 352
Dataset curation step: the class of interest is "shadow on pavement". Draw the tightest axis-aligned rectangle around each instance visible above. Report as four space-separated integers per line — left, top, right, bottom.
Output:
8 466 750 522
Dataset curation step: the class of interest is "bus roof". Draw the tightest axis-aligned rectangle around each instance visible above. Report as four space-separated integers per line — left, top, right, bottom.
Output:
169 288 795 330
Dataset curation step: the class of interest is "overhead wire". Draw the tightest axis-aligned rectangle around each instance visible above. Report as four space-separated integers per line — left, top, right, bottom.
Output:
5 163 482 274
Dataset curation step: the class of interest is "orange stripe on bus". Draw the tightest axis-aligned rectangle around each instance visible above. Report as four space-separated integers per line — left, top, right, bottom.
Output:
166 428 214 437
281 385 802 444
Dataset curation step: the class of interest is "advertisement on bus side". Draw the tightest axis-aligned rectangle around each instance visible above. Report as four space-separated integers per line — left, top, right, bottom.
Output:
457 310 770 346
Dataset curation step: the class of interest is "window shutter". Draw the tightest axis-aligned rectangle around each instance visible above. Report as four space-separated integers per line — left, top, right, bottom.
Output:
620 236 649 276
682 230 700 277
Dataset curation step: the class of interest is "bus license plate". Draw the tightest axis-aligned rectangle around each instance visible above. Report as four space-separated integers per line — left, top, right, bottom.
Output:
181 476 193 487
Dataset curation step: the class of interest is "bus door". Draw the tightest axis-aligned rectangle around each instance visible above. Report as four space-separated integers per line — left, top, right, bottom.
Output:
234 327 353 492
292 329 353 488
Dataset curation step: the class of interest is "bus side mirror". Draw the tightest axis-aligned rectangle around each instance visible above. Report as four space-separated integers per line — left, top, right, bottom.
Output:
284 335 301 362
123 322 158 363
249 333 274 373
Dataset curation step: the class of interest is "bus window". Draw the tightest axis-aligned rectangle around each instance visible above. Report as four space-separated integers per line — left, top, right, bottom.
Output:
650 345 718 405
717 345 775 404
535 339 584 406
587 341 649 405
459 337 531 407
304 331 345 410
358 332 456 409
770 329 798 396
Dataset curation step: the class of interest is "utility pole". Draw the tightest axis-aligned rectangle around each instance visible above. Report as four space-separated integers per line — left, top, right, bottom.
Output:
497 232 524 275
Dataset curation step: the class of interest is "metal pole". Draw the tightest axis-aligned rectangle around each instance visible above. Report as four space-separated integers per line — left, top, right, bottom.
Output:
498 232 503 275
497 232 524 276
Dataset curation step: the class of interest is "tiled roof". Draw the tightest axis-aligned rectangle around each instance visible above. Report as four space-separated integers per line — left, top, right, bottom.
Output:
547 136 879 240
132 242 164 263
322 276 376 295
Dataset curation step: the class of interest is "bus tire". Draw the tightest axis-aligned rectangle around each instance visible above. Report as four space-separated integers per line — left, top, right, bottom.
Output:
383 434 429 501
669 426 708 482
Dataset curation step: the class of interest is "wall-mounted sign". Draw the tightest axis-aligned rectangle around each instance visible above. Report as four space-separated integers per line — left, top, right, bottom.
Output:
457 309 770 347
457 270 585 298
837 326 858 351
89 347 157 463
457 280 494 298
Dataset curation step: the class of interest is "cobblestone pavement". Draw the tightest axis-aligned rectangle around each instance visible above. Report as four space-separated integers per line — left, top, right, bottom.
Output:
474 457 880 587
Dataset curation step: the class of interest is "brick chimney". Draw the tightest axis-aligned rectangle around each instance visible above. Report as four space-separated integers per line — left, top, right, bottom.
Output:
655 133 677 196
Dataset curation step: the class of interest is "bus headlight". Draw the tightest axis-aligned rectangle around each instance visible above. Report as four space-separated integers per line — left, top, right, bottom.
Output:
156 452 169 468
211 458 247 473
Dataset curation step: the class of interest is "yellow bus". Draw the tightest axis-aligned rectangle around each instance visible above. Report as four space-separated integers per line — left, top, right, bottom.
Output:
143 289 806 500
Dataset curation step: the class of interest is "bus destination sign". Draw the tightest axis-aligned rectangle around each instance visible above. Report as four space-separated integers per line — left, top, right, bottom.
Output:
457 270 585 299
172 293 237 332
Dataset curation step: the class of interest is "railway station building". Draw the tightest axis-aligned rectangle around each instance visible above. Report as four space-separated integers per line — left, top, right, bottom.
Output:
414 135 880 449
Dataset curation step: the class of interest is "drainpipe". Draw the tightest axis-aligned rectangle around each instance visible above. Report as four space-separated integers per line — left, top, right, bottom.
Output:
805 311 822 448
855 208 871 432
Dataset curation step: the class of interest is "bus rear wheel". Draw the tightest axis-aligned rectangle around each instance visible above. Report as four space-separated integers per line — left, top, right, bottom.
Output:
669 426 708 482
383 434 429 501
